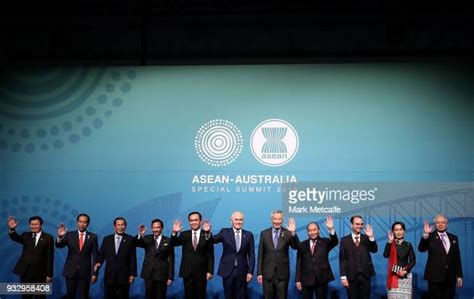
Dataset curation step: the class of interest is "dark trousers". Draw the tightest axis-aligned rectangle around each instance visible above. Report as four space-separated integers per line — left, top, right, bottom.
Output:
301 281 328 299
183 277 207 299
20 274 46 299
346 273 371 299
104 281 130 299
66 276 91 299
428 280 456 299
222 269 247 299
263 277 288 299
144 279 167 299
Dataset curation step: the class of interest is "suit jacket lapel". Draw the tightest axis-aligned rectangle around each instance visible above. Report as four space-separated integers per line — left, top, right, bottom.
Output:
116 235 126 256
81 232 89 251
433 233 447 254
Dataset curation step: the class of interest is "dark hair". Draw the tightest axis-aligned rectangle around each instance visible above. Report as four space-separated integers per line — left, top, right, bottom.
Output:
188 211 202 221
306 222 320 230
29 215 43 225
391 221 406 231
76 213 90 224
113 217 127 226
350 215 363 224
151 218 164 228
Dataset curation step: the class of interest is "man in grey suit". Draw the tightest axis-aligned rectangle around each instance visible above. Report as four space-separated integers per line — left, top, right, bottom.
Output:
257 210 299 299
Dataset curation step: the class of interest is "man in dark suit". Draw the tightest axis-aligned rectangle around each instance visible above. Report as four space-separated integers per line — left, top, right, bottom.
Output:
257 210 299 299
295 216 338 299
56 213 99 299
203 211 255 299
8 215 54 299
96 217 137 299
136 218 174 299
171 211 214 299
418 214 463 299
339 215 377 299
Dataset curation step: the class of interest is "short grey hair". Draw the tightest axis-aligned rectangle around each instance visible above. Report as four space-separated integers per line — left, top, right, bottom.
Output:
271 210 284 218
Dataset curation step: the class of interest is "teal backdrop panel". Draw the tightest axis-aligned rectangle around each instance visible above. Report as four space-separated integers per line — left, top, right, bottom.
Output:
0 63 473 298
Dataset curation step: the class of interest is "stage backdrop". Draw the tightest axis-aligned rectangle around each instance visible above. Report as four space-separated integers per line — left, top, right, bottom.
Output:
0 63 473 298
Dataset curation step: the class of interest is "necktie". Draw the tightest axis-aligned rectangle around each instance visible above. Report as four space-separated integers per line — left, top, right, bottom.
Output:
273 230 279 249
235 230 241 252
311 240 316 255
354 236 360 247
193 231 198 251
154 236 160 250
440 233 449 253
115 235 122 254
32 233 37 247
79 232 85 251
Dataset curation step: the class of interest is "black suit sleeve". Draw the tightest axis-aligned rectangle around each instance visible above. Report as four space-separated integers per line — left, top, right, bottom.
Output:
207 239 214 275
328 233 338 250
368 238 377 253
295 244 303 282
55 234 68 248
8 230 24 244
210 229 224 244
339 238 347 277
289 232 300 250
170 233 183 247
418 235 429 252
46 235 54 277
452 237 463 278
248 233 256 275
383 242 391 258
168 241 175 280
130 240 137 277
406 243 416 273
92 234 100 274
135 235 146 248
97 238 106 266
257 231 264 276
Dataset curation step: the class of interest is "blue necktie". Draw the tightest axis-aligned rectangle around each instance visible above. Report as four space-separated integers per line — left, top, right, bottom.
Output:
115 235 122 254
273 230 279 249
235 230 241 252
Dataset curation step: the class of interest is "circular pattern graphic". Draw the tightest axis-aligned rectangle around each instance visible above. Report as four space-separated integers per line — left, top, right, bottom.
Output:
0 68 136 153
195 119 243 167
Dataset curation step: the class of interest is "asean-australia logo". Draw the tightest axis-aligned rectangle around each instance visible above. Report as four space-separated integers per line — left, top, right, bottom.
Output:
194 119 243 167
250 119 299 167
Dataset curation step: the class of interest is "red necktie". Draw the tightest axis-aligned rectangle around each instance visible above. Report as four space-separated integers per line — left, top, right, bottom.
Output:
311 240 316 255
355 236 360 247
79 233 85 251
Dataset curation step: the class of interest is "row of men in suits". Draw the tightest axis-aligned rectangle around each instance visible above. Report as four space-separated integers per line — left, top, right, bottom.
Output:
7 212 463 299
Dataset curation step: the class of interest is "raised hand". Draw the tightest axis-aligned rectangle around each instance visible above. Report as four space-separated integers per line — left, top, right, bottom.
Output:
325 215 334 231
364 224 374 238
388 230 394 243
202 220 211 232
423 220 433 235
57 223 67 238
7 216 19 230
172 219 182 233
138 224 146 236
287 217 296 232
